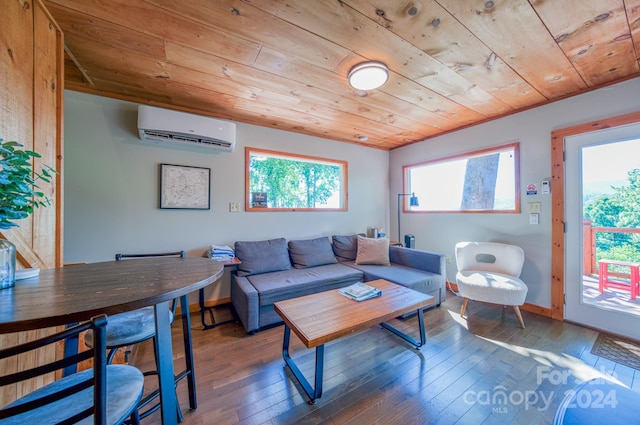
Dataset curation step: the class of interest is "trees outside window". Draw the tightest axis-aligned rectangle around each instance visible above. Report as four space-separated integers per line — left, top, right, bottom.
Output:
246 148 347 211
403 143 520 213
585 167 640 264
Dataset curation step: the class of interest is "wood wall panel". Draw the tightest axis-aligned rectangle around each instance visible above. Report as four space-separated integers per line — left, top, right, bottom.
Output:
0 0 34 145
0 0 63 408
33 1 62 267
1 30 35 407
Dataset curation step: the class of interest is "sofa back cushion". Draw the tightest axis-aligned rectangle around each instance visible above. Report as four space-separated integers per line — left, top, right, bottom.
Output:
288 237 338 269
389 245 444 274
332 234 363 262
235 238 291 276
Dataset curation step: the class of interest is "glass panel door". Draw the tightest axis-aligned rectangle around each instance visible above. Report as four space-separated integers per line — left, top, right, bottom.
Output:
565 123 640 339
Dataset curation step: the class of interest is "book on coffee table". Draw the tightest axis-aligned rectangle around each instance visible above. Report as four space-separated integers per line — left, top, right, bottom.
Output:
338 282 382 302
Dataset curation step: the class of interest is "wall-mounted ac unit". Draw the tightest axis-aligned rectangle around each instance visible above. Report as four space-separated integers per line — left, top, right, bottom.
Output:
137 105 236 153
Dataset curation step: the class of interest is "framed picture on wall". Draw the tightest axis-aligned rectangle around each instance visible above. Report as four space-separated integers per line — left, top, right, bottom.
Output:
160 164 211 209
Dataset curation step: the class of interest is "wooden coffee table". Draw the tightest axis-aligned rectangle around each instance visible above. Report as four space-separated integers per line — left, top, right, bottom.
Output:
274 279 434 403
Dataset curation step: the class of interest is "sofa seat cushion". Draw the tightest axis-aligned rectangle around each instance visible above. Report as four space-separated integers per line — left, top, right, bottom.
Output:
345 261 442 294
246 263 363 306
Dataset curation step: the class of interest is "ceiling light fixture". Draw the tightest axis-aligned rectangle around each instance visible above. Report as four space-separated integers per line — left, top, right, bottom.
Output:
348 61 389 91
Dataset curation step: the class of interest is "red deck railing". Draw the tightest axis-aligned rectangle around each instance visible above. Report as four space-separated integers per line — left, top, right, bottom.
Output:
583 219 640 279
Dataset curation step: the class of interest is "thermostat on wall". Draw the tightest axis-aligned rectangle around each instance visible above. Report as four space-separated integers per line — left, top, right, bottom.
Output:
542 180 550 194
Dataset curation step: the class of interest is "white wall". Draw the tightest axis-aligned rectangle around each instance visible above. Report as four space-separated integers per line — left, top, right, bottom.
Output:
390 77 640 309
63 91 389 304
65 79 640 311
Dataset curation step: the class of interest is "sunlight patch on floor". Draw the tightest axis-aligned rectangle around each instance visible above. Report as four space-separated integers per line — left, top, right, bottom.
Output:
477 336 626 387
445 306 469 330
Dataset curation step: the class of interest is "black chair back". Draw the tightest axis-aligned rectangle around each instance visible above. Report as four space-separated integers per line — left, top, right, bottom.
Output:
0 315 109 424
115 251 186 261
114 251 186 315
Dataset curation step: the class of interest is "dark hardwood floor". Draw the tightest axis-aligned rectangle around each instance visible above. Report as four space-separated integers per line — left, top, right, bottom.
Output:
132 291 640 424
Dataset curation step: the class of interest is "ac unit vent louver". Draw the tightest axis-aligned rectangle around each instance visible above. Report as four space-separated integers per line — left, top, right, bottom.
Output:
137 105 236 153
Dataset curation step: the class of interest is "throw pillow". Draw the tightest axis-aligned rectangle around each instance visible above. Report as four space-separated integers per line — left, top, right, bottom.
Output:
234 238 291 276
332 233 364 262
288 237 338 269
355 235 390 266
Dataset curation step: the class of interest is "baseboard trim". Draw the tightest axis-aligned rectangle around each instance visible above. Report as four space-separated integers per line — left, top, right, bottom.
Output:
179 286 555 320
520 303 552 317
446 281 553 318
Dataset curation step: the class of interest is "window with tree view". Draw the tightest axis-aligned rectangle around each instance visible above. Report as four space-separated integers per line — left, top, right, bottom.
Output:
246 148 347 211
404 143 520 213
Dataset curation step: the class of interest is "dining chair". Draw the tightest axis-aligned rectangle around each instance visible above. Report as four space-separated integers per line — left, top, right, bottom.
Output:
83 250 186 422
0 314 144 425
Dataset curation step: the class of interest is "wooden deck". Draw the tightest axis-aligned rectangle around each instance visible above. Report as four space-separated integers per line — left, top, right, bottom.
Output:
582 274 640 317
132 291 640 424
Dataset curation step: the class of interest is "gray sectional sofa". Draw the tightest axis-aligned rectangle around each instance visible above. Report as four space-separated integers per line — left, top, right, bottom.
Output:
230 235 446 333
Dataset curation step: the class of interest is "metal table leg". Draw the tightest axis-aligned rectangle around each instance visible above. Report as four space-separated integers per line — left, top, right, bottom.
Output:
281 308 426 404
63 323 79 377
154 300 177 425
134 295 197 423
380 307 426 349
180 294 197 409
282 325 324 404
199 288 236 330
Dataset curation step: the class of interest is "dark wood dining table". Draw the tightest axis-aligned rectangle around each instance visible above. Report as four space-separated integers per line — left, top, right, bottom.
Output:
0 256 224 425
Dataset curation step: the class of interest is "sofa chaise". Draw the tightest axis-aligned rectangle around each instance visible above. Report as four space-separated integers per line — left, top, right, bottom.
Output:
230 234 446 333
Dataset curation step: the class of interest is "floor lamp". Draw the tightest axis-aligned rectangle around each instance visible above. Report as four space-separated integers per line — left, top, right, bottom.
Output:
397 193 419 247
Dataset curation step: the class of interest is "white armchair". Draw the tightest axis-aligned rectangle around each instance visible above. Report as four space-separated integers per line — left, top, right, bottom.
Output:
455 242 528 328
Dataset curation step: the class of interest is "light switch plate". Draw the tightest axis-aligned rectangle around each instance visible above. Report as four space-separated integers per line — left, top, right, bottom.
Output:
527 202 541 214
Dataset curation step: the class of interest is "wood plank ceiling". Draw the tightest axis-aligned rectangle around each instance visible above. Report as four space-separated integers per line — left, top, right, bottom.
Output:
45 0 640 150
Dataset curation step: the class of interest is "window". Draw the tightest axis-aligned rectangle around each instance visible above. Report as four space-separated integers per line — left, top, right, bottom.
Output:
403 142 520 213
245 147 347 211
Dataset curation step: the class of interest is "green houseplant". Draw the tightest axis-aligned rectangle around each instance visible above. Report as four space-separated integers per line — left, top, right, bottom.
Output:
0 138 55 288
